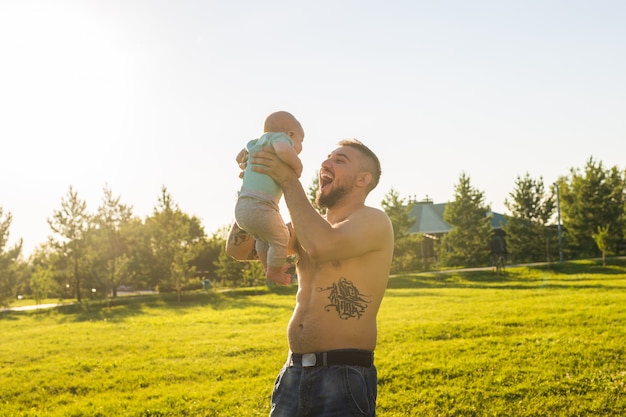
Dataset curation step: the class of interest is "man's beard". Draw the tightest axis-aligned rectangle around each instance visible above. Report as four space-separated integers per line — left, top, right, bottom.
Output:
316 183 351 209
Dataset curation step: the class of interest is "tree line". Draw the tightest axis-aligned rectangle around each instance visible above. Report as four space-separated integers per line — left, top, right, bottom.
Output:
386 157 625 274
1 157 624 306
0 185 254 306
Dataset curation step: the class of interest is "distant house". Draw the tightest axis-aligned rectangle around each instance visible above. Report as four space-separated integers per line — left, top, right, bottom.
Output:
405 200 507 260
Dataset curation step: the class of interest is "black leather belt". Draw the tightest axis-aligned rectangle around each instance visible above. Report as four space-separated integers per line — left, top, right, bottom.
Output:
288 349 374 368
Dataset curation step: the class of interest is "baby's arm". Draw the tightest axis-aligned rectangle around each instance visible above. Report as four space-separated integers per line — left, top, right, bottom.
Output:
235 148 248 178
272 142 303 177
235 148 248 165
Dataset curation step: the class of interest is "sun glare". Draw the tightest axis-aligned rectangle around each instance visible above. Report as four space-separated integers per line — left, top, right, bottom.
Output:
2 2 135 171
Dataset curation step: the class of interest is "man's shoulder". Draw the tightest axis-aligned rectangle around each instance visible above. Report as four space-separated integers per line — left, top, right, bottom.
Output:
350 206 393 237
356 205 392 222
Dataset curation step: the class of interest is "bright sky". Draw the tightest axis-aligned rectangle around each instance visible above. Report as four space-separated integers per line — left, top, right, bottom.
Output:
1 0 625 257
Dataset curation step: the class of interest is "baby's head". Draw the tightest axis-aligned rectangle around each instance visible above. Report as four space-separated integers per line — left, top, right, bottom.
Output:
264 111 304 154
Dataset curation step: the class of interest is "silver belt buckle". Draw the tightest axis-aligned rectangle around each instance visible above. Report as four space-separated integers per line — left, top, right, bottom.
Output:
302 353 317 367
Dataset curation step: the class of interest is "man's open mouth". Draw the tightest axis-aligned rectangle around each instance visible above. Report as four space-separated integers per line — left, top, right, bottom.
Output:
320 171 333 191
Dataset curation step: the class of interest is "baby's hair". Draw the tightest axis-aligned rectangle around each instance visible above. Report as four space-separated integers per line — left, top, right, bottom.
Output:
264 111 301 133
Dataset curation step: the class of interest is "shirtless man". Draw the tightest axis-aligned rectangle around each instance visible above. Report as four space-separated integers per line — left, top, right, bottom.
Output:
226 139 394 416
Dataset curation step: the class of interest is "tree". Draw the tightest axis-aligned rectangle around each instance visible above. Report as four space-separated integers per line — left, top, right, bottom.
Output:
214 250 245 286
119 217 153 291
242 261 266 287
391 233 426 273
92 185 134 297
307 174 325 214
145 186 205 301
30 265 53 306
440 173 492 267
190 227 229 282
593 225 611 266
27 244 64 299
381 188 415 241
504 173 556 263
48 186 91 302
0 208 22 307
381 189 420 273
560 158 626 258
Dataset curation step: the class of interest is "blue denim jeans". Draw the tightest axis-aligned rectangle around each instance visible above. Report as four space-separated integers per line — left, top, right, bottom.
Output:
269 356 377 416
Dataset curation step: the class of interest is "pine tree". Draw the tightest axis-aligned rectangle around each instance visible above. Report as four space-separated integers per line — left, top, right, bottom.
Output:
145 186 205 301
381 188 415 241
48 186 91 302
440 173 492 267
504 173 556 263
560 158 626 258
0 208 22 307
92 185 134 297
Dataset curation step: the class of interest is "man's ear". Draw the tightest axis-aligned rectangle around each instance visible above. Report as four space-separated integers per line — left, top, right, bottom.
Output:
356 172 373 189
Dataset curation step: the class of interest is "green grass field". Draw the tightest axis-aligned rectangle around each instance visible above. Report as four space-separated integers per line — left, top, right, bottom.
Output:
1 260 625 416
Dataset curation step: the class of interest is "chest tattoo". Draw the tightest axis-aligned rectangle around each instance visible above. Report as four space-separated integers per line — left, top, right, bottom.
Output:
318 277 371 320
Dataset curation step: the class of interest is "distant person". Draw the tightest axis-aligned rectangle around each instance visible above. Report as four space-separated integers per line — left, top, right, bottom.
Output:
234 111 304 285
227 138 393 416
490 234 507 258
489 234 508 273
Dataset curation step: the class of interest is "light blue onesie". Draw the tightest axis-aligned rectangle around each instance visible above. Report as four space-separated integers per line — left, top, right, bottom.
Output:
234 132 294 268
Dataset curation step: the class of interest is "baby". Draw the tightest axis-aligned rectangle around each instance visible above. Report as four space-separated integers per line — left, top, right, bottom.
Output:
234 111 304 285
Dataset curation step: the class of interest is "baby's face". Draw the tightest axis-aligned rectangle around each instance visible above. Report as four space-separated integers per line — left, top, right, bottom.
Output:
289 127 304 154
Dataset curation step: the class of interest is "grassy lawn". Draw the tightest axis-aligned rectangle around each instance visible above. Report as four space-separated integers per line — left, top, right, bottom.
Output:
1 260 625 416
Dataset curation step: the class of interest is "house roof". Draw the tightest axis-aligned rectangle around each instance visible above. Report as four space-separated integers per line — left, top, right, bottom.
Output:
406 202 506 235
407 203 451 234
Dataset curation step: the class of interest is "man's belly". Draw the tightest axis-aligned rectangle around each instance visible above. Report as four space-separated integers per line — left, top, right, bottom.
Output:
286 304 377 353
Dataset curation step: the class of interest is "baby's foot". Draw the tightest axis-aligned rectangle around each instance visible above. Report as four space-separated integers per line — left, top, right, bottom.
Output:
266 265 291 285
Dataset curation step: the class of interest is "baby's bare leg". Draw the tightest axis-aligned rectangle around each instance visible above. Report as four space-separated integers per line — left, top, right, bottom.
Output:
257 250 269 271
